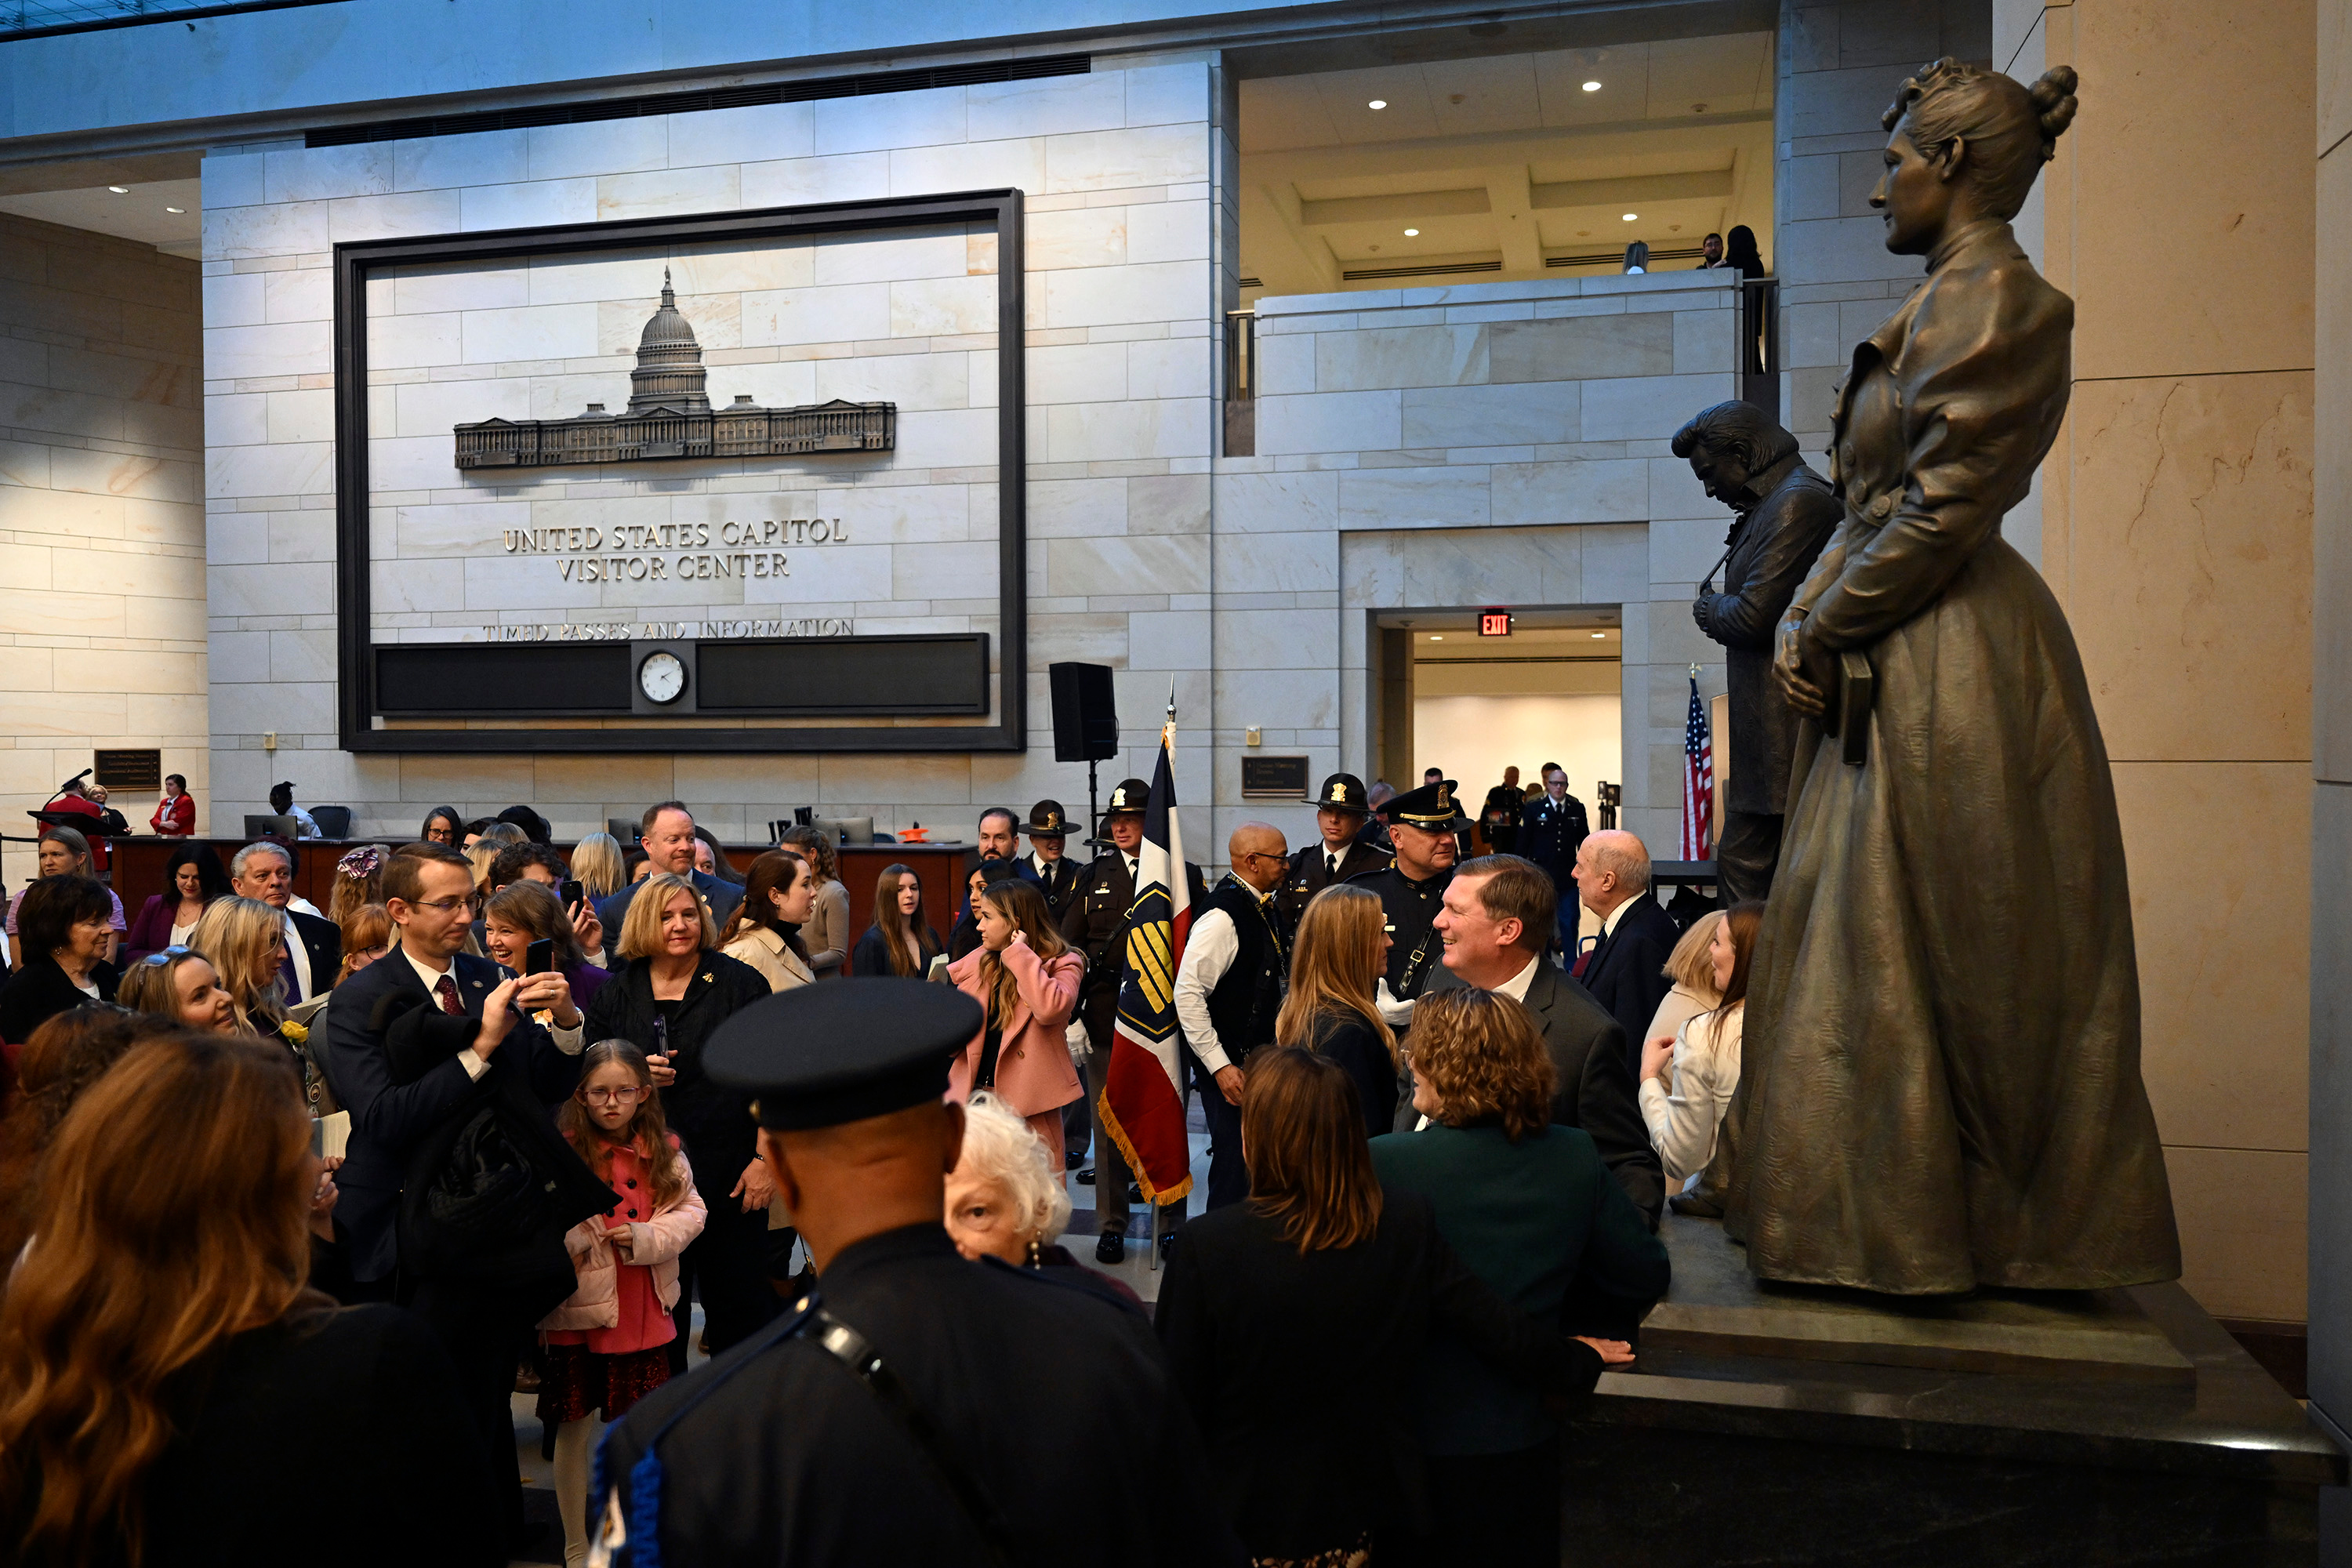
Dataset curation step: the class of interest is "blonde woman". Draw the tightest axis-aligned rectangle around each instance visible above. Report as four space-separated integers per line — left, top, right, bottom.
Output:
570 832 628 902
1639 902 1762 1185
1272 885 1397 1136
1638 910 1724 1058
191 895 338 1118
778 826 850 977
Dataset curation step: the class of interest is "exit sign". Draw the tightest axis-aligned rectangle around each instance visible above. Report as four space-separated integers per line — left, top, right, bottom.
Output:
1479 609 1513 637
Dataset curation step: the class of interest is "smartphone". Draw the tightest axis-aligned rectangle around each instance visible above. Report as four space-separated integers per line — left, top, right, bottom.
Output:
526 937 555 975
561 878 584 913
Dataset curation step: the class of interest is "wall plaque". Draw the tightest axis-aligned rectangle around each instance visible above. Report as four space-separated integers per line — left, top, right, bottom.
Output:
332 191 1028 755
1241 755 1312 800
93 749 162 791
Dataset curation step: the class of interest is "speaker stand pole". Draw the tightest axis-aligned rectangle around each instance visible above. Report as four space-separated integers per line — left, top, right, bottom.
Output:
1087 759 1102 856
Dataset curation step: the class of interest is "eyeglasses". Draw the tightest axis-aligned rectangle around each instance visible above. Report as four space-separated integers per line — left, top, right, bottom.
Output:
410 896 478 915
137 945 194 967
579 1084 652 1105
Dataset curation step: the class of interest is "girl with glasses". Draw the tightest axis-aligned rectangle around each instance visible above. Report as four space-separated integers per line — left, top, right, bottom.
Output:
539 1040 706 1568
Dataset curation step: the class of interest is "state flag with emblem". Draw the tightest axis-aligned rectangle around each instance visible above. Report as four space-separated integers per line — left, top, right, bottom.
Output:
1099 711 1195 1206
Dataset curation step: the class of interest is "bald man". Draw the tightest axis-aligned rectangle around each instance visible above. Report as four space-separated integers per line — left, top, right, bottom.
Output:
1571 829 1682 1081
1172 822 1292 1210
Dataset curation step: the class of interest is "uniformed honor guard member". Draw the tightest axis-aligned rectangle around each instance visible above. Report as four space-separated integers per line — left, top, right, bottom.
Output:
1022 799 1083 922
1348 777 1468 1003
589 979 1242 1568
1277 772 1391 927
1056 779 1207 1263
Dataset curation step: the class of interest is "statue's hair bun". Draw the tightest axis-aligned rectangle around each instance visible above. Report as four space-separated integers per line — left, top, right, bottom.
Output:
2030 66 2078 153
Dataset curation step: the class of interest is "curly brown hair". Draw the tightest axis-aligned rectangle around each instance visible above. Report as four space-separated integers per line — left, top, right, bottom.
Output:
1404 988 1557 1143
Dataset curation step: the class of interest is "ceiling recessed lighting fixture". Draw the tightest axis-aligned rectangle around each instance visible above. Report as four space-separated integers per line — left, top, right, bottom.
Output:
164 205 186 214
1429 634 1443 641
1368 99 1387 110
1622 212 1639 221
1591 632 1607 639
1581 80 1602 92
1403 227 1419 236
107 185 129 194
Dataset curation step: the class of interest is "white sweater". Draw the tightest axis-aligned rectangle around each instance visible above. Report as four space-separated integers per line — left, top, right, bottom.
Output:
1638 1001 1744 1182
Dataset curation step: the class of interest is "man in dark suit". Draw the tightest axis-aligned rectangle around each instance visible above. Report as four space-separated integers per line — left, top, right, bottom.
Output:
229 840 339 1004
1278 771 1390 925
1414 854 1664 1228
595 800 743 934
1675 400 1842 904
322 842 587 1549
1022 798 1083 920
1056 778 1207 1262
1570 830 1681 1084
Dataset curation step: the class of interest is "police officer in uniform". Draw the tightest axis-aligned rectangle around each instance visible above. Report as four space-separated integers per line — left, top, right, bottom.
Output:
1277 772 1391 927
591 979 1241 1568
1055 779 1207 1263
1022 799 1083 922
1347 777 1468 1003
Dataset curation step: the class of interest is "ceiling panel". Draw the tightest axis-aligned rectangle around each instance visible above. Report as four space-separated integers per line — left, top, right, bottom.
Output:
1420 55 1544 139
0 178 201 251
1309 67 1443 142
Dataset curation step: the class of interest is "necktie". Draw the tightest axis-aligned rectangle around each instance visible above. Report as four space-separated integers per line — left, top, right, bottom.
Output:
278 938 301 1004
435 973 464 1017
1327 853 1338 877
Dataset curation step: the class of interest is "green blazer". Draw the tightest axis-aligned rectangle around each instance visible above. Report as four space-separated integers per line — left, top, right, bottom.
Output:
1370 1121 1668 1454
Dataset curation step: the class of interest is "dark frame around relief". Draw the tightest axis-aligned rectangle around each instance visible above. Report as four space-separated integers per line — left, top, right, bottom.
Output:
332 190 1026 755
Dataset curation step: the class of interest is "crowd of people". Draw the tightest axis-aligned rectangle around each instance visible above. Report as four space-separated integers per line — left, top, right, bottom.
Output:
0 775 1759 1567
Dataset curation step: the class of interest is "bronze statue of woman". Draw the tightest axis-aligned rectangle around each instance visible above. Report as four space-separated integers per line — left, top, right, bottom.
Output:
1723 60 2181 1294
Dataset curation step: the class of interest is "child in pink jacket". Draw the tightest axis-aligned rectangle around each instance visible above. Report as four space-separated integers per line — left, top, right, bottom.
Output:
539 1040 706 1567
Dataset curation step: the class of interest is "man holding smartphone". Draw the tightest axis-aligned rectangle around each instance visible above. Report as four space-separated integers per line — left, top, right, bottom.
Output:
321 842 587 1552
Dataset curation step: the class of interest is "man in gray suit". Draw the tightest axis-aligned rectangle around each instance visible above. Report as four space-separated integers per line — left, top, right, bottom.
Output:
1674 400 1842 905
1409 853 1664 1229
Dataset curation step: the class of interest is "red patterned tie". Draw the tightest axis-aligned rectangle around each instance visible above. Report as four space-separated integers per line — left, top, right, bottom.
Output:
435 974 464 1018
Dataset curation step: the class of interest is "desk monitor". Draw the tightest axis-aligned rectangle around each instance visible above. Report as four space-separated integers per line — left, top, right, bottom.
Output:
811 816 873 846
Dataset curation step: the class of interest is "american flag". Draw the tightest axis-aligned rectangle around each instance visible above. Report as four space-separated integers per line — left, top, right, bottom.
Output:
1682 673 1713 860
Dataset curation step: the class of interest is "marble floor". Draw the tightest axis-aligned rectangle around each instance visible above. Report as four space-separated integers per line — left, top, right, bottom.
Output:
508 1106 1218 1562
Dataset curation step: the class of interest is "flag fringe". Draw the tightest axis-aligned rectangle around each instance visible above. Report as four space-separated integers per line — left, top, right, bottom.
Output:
1094 1087 1192 1207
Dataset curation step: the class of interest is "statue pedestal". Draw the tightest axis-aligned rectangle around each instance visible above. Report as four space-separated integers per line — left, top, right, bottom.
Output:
1563 1216 2343 1566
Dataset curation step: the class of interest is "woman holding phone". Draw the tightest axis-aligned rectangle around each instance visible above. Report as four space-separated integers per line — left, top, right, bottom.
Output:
483 878 610 1007
583 873 774 1366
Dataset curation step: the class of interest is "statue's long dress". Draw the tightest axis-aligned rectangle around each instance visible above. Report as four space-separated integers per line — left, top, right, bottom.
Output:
1723 220 2180 1294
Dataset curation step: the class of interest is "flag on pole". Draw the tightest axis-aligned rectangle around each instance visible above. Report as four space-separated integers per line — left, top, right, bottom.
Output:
1098 710 1195 1205
1681 673 1714 860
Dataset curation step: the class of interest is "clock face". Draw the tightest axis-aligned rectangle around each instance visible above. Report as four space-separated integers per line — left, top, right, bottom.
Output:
638 650 687 704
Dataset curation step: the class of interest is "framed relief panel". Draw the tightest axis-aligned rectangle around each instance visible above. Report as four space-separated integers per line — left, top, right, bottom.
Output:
332 189 1025 753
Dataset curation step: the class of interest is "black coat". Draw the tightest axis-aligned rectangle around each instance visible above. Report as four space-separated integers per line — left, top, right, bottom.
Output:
850 921 942 979
286 909 342 1004
321 949 583 1284
583 950 773 1179
1518 792 1590 887
1577 893 1681 1084
1307 1008 1396 1135
143 1305 500 1568
602 1224 1242 1567
1155 1193 1602 1559
1693 457 1842 815
0 954 117 1044
1421 960 1665 1229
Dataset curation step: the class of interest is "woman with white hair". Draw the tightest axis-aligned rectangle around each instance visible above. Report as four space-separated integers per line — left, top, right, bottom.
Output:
946 1093 1138 1306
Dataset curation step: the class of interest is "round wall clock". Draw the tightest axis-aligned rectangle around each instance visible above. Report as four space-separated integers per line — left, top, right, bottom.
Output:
637 649 688 704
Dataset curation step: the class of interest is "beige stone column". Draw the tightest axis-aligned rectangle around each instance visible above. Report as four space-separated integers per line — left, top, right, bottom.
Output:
2003 0 2315 1327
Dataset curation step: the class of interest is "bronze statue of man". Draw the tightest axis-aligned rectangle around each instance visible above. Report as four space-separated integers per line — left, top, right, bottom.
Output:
1723 58 2181 1294
1675 402 1842 906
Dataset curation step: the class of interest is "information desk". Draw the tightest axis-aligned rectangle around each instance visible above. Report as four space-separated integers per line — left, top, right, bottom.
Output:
105 837 979 973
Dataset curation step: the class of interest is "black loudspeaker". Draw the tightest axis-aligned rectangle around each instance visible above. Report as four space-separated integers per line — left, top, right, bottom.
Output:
1049 662 1120 762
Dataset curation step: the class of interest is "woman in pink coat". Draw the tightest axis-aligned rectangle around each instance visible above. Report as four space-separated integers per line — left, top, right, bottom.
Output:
947 877 1085 1170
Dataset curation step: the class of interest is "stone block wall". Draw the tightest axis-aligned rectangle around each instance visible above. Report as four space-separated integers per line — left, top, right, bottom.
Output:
0 212 205 839
1215 269 1739 855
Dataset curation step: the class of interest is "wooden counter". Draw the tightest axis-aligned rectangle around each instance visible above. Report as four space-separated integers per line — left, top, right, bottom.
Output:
105 836 980 968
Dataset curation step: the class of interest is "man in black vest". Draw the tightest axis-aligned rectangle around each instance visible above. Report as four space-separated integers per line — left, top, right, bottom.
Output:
1348 777 1467 1003
1278 772 1390 925
1173 822 1291 1210
1674 399 1842 904
1022 798 1083 921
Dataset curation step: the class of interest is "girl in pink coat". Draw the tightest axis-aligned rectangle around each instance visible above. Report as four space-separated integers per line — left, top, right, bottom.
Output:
947 878 1086 1170
539 1040 706 1567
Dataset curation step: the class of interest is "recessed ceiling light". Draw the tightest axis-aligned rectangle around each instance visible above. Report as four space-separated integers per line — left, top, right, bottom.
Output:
1429 634 1443 641
1403 227 1419 236
1622 212 1639 221
1582 80 1602 93
107 186 129 194
1591 632 1607 639
164 205 186 213
1368 99 1387 110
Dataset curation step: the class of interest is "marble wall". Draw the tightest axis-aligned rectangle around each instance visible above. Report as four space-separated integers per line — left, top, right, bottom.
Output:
0 212 205 837
200 60 1230 847
1999 0 2317 1327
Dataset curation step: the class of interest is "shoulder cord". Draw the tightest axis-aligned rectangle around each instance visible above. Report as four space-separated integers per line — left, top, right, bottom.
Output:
586 1296 1015 1568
